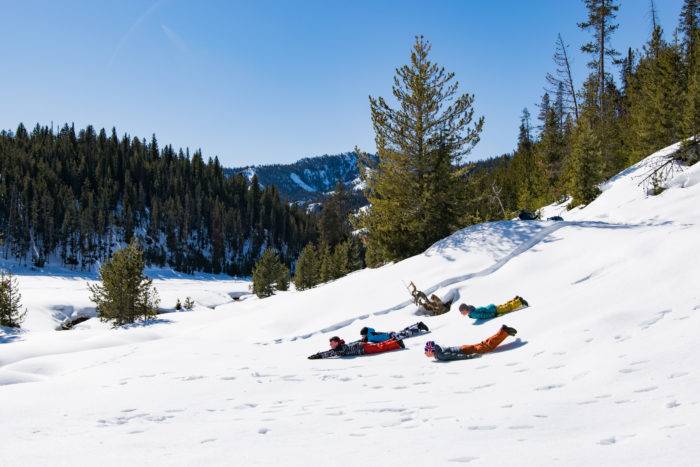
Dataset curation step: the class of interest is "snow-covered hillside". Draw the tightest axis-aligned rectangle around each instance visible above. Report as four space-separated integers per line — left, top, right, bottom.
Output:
2 144 699 466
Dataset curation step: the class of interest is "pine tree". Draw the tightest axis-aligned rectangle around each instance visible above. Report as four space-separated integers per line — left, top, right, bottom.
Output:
252 248 289 298
332 241 350 280
319 181 351 248
626 25 685 163
0 271 26 328
360 36 484 264
579 0 621 113
88 239 160 326
293 243 320 290
566 114 603 206
546 34 580 120
317 242 332 283
684 32 700 138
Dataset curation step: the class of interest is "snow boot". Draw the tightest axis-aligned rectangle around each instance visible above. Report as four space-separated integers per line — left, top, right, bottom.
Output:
398 339 406 349
417 321 429 332
501 324 517 336
516 296 529 307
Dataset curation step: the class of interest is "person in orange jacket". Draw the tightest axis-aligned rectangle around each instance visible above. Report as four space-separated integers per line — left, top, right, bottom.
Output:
424 325 517 361
308 335 405 359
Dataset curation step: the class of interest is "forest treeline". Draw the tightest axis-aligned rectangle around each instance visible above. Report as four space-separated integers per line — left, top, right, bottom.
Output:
0 124 317 274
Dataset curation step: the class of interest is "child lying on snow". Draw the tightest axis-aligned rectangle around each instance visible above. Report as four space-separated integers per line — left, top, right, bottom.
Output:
459 296 529 320
360 321 429 343
424 325 517 361
308 336 404 359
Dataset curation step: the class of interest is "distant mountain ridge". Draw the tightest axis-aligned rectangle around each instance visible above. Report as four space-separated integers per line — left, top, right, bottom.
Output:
226 152 376 203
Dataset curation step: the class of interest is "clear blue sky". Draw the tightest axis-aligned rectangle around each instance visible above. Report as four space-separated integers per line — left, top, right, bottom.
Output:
0 0 685 166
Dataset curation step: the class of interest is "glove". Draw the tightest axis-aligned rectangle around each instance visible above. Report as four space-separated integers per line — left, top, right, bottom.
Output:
308 353 321 360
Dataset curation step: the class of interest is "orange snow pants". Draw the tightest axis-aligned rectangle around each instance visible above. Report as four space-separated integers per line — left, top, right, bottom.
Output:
459 328 509 355
363 339 402 354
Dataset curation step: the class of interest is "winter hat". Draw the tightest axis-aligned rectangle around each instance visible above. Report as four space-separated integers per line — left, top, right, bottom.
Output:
360 327 369 336
329 336 345 346
459 303 475 314
424 341 436 353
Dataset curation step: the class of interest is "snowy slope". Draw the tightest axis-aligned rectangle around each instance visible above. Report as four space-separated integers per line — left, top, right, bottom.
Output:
1 143 700 466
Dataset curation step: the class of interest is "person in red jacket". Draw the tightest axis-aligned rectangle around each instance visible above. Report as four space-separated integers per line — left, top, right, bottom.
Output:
308 335 405 359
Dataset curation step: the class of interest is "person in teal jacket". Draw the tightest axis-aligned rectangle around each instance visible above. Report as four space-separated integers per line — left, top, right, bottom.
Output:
459 296 529 320
360 321 429 343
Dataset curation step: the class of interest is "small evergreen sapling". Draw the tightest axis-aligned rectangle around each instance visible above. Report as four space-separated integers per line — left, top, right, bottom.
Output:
88 239 160 326
0 271 26 328
252 249 290 298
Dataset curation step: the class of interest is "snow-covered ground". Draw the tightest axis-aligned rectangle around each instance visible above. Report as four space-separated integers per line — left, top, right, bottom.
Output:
1 144 699 466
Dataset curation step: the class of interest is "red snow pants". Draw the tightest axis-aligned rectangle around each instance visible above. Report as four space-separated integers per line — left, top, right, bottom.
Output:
363 339 402 354
459 328 509 355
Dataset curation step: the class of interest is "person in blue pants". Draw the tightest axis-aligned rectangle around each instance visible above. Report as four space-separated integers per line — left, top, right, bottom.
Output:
360 321 429 343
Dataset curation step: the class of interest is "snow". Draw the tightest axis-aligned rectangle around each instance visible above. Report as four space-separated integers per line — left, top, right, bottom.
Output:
2 142 700 465
289 172 316 192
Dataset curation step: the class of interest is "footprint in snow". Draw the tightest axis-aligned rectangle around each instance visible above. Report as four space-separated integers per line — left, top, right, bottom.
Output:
234 403 258 410
471 383 494 390
220 376 236 381
467 425 497 430
448 456 479 463
179 375 205 381
633 386 658 393
619 368 640 374
668 372 689 379
666 400 681 409
200 438 216 444
258 428 269 435
598 437 617 445
535 383 565 391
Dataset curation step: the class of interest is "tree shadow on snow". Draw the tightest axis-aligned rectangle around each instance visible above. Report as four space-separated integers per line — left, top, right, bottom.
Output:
120 318 173 329
0 327 23 344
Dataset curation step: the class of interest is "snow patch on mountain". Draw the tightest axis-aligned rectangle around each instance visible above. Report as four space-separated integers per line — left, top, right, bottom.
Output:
289 173 316 192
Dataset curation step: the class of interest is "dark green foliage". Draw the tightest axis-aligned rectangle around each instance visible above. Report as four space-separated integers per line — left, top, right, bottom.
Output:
0 124 317 274
360 36 484 264
0 271 26 328
293 243 320 290
175 298 182 311
88 239 160 326
183 296 195 311
319 181 352 248
252 249 289 298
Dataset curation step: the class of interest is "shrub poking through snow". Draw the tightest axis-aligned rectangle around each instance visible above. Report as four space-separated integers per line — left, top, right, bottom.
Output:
89 239 160 326
0 271 26 328
252 249 289 298
183 296 195 311
175 298 182 311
